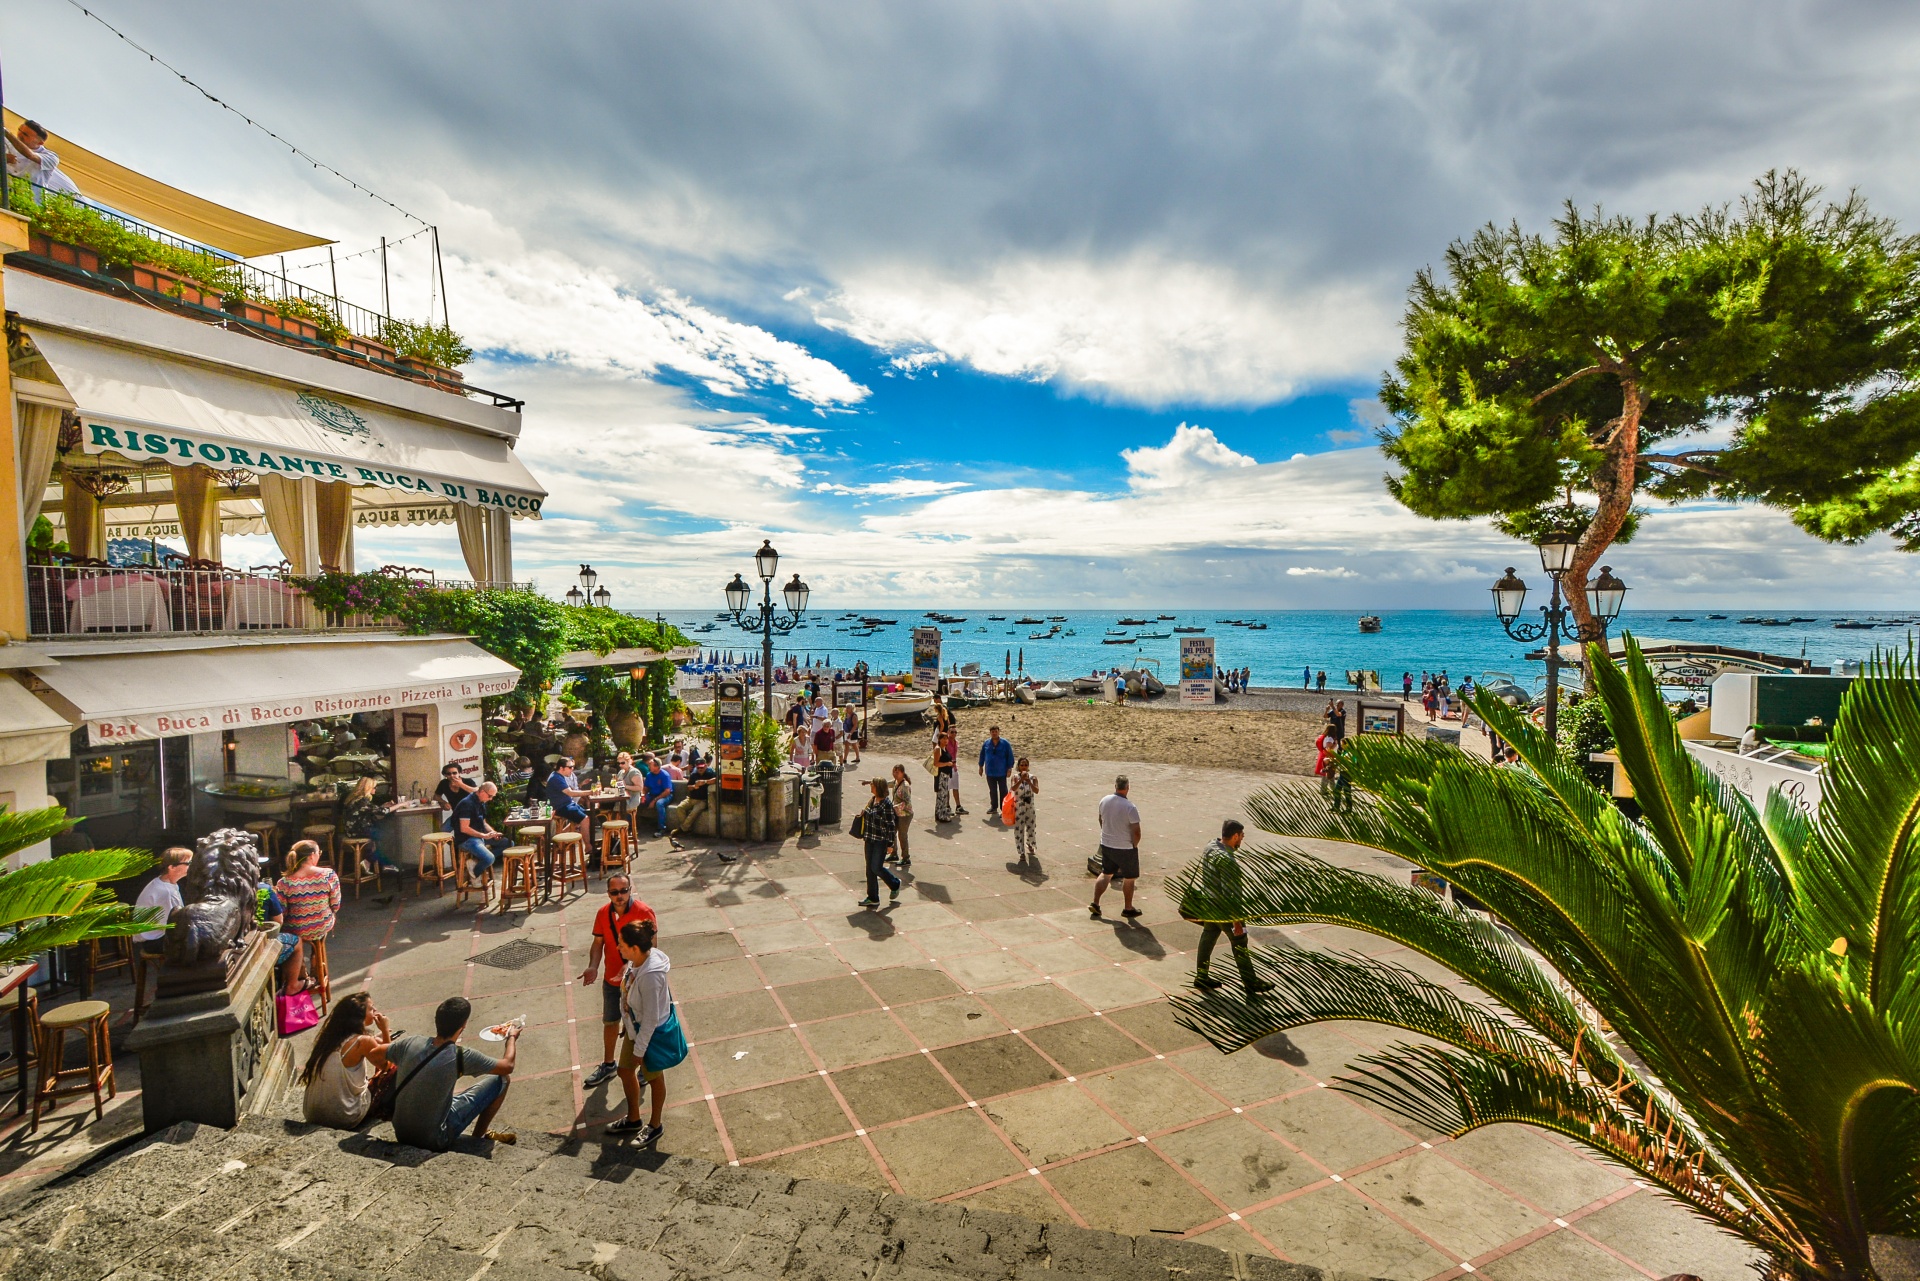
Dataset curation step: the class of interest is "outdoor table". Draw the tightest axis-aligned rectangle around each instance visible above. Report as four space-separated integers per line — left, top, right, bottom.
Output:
224 577 299 629
0 962 38 1118
67 573 171 634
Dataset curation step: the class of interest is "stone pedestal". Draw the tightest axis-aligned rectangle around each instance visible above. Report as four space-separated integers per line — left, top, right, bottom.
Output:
685 776 797 842
127 928 277 1131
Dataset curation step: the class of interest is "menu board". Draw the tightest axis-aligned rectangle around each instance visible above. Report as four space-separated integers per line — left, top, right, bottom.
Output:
716 679 746 791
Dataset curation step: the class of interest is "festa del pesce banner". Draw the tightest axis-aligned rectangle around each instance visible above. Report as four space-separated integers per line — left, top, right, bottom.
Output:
86 673 520 745
1180 635 1216 705
912 627 942 690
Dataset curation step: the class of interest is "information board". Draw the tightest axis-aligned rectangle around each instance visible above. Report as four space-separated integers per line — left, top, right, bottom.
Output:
716 678 747 791
911 627 942 690
1179 636 1216 705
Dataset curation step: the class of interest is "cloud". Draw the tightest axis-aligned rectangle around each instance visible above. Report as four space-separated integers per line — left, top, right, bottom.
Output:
813 478 971 497
1287 566 1358 578
1121 424 1258 490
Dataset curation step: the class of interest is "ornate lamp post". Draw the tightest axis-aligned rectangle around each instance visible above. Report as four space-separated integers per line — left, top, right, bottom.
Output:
725 540 809 717
1491 538 1627 740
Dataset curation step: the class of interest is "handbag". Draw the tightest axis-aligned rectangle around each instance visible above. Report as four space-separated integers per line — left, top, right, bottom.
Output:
849 809 868 839
276 989 320 1036
642 1003 689 1073
1000 792 1018 825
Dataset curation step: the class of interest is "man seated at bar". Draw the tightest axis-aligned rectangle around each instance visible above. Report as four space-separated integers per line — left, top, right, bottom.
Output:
451 781 508 883
545 757 591 836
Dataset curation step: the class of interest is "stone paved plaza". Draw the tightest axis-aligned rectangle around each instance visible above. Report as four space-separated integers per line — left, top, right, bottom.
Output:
296 754 1756 1281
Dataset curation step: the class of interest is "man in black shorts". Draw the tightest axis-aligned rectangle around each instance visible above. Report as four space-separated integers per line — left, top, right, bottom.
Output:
1090 775 1142 920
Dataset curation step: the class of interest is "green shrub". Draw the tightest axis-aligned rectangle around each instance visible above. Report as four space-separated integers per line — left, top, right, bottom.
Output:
378 318 474 368
11 177 243 298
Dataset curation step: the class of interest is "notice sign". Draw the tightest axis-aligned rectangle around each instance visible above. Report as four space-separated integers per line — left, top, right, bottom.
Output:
911 627 942 690
716 679 746 791
87 672 520 746
1180 636 1216 705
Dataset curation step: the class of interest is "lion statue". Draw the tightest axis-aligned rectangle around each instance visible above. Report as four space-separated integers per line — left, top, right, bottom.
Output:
158 826 264 997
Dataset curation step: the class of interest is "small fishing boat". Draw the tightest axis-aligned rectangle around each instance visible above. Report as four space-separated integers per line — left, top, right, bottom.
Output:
1172 626 1205 633
1134 632 1171 640
874 691 936 720
1101 637 1133 645
1835 621 1876 630
1117 617 1150 626
1034 681 1070 700
1245 623 1268 631
1071 676 1105 694
1014 616 1046 625
1357 616 1382 633
1156 614 1175 621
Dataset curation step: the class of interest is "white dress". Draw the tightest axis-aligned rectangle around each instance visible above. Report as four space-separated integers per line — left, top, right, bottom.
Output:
302 1045 371 1129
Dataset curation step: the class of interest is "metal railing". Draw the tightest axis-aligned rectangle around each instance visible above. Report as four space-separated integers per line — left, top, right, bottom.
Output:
27 563 391 638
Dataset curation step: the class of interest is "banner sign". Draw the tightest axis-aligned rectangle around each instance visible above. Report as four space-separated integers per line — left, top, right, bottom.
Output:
1180 636 1216 706
716 679 746 792
87 672 519 746
911 627 942 690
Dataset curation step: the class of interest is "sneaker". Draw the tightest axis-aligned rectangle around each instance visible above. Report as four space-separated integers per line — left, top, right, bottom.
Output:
483 1129 517 1145
1121 907 1142 919
1194 974 1226 991
1088 902 1103 919
638 1123 664 1149
465 857 480 881
605 1116 646 1136
956 807 969 815
584 1061 618 1088
856 897 880 909
889 887 902 903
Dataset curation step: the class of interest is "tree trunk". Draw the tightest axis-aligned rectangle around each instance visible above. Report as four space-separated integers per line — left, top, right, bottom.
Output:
1568 376 1647 633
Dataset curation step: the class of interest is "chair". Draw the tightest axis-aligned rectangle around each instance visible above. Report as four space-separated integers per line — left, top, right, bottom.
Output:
599 820 632 877
300 824 338 867
31 1000 114 1133
82 937 132 999
243 820 282 866
499 846 538 914
552 832 587 897
456 850 494 910
340 838 385 899
417 832 456 896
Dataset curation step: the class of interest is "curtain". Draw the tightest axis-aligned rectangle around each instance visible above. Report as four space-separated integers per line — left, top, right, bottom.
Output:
169 465 221 563
15 402 61 529
59 474 103 561
315 481 354 572
488 508 513 585
454 504 490 583
260 473 318 575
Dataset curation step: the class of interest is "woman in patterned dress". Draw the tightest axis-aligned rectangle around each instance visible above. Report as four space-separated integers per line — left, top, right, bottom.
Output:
1010 757 1039 863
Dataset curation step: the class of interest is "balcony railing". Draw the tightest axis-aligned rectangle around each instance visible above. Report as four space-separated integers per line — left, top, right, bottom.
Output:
24 562 530 640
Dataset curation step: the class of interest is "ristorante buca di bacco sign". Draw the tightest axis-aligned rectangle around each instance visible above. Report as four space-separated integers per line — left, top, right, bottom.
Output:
82 422 542 514
87 673 521 746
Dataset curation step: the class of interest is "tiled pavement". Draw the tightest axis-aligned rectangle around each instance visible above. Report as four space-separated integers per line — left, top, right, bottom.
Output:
281 758 1749 1281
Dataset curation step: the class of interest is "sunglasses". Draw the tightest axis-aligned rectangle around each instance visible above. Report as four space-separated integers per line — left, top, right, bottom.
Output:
608 887 630 896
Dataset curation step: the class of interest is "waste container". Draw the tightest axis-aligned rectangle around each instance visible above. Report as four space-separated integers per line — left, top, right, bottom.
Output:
815 762 844 827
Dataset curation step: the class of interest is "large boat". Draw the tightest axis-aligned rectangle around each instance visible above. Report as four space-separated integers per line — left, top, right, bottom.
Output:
1358 616 1382 633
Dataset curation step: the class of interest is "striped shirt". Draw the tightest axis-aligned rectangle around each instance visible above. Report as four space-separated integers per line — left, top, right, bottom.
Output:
276 869 341 941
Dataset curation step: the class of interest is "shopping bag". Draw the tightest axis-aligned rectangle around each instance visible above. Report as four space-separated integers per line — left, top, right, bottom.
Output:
643 1004 689 1072
1000 793 1017 825
276 989 320 1036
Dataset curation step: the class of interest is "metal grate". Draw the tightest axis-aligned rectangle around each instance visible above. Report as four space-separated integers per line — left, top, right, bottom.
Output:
471 940 563 971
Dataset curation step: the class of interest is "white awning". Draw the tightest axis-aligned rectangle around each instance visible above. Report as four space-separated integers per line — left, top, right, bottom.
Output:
25 327 545 518
0 677 74 767
30 636 521 746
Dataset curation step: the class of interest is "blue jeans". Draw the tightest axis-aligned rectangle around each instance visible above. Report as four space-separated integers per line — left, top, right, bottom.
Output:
443 1073 506 1141
649 795 672 830
458 836 499 873
863 842 901 902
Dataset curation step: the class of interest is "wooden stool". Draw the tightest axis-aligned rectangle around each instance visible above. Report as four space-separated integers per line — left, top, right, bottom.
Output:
83 936 132 998
499 846 538 914
599 820 632 876
515 825 549 868
243 820 282 866
417 832 456 896
128 945 159 1025
300 824 338 867
552 832 588 896
308 936 331 1012
456 848 495 910
340 838 385 898
32 1000 114 1133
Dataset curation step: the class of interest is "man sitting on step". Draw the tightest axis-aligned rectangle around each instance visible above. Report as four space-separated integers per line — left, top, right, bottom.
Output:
388 996 519 1149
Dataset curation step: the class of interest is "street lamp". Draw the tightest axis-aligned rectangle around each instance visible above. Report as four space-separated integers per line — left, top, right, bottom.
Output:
725 542 809 716
592 585 612 608
564 585 585 607
578 564 599 593
1490 545 1627 740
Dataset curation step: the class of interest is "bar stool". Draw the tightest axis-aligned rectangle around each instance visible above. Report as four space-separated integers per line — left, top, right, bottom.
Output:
515 825 549 869
499 846 538 914
552 832 588 897
82 936 133 998
307 936 331 1012
128 945 160 1025
417 832 456 896
300 823 338 867
340 838 385 898
456 850 494 910
31 1000 114 1133
599 820 632 877
243 820 282 866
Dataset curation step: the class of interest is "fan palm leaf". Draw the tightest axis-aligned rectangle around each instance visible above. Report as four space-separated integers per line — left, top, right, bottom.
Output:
1171 635 1920 1280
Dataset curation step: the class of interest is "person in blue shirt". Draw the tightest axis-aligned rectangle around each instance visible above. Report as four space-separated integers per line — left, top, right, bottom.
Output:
978 725 1014 820
546 757 591 835
642 756 677 843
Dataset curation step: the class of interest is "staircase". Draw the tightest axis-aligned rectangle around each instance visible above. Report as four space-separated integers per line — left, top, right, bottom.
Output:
0 1115 1366 1281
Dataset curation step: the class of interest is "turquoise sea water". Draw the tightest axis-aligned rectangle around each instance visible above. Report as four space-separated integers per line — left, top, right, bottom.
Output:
658 608 1918 691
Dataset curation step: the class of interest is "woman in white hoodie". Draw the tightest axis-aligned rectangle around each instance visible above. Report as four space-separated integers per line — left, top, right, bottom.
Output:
611 918 677 1146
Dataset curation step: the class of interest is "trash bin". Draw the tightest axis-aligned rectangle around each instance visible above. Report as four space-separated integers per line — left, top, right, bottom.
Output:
815 762 844 827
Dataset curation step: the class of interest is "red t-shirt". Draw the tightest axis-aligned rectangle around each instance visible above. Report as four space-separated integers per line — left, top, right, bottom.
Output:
594 898 656 982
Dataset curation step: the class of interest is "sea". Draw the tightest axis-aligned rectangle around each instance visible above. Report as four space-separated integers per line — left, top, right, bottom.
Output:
656 608 1919 692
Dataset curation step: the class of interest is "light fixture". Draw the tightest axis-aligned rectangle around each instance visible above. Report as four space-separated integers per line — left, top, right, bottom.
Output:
1492 567 1528 623
211 467 255 492
782 572 809 616
67 468 132 499
592 585 612 608
578 563 598 592
565 585 585 607
754 539 779 582
724 573 751 615
1535 536 1578 577
1587 565 1628 624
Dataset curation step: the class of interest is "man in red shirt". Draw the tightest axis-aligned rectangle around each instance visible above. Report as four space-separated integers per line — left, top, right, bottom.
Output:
579 872 655 1088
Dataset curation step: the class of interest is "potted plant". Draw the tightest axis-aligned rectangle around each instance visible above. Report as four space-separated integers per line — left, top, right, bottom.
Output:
379 319 473 392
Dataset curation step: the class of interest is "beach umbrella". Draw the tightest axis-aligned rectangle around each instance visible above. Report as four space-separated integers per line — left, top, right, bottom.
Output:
1019 648 1024 673
1005 650 1010 675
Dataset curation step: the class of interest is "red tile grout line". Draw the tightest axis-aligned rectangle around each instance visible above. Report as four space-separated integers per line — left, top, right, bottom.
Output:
556 909 585 1131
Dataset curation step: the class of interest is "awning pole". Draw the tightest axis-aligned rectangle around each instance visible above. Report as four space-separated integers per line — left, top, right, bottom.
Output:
380 236 390 317
328 244 338 303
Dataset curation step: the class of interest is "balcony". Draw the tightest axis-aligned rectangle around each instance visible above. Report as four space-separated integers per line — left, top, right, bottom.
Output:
25 559 526 641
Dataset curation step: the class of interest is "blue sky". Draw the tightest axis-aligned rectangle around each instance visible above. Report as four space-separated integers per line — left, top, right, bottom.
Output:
11 1 1920 607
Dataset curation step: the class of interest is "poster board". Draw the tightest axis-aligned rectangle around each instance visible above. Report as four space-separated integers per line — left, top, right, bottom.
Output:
911 627 942 690
716 679 746 792
1357 701 1405 736
1179 636 1216 706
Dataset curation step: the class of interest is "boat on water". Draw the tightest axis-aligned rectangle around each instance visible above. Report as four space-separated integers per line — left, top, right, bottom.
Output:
1835 621 1876 630
1707 614 1727 619
1667 616 1695 622
988 615 1007 621
874 691 936 720
1156 615 1175 621
1014 616 1046 625
1358 616 1382 633
1028 629 1059 640
1117 617 1150 626
1134 631 1171 640
1101 637 1133 645
1173 626 1205 633
1047 616 1067 622
1245 623 1268 631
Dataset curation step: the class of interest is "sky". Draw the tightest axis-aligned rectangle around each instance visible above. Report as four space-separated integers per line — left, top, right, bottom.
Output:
9 0 1920 607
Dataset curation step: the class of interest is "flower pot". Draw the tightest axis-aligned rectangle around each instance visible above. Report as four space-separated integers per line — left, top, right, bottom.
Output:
396 356 442 387
109 262 221 309
273 312 322 342
223 297 278 327
28 232 101 274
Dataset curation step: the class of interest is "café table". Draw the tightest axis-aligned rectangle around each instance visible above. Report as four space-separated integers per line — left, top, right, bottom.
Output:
0 962 38 1118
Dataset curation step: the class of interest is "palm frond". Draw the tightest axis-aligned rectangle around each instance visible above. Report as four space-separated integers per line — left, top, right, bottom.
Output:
0 904 162 971
0 848 156 930
0 805 75 860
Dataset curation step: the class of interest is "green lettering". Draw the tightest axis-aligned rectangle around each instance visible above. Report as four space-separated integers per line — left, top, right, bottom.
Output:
88 424 123 449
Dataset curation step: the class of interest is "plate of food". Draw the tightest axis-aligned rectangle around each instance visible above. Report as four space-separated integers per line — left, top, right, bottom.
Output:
478 1016 525 1041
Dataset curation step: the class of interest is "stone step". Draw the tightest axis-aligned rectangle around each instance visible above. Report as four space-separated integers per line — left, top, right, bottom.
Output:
0 1117 1378 1281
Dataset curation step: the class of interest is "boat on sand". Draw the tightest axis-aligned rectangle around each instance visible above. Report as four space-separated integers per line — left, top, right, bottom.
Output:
874 691 936 720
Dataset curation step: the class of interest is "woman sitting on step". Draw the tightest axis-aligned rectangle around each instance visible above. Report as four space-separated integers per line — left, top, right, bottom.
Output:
300 992 396 1130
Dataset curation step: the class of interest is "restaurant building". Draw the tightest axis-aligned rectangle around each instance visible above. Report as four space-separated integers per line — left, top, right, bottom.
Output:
1 116 545 863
